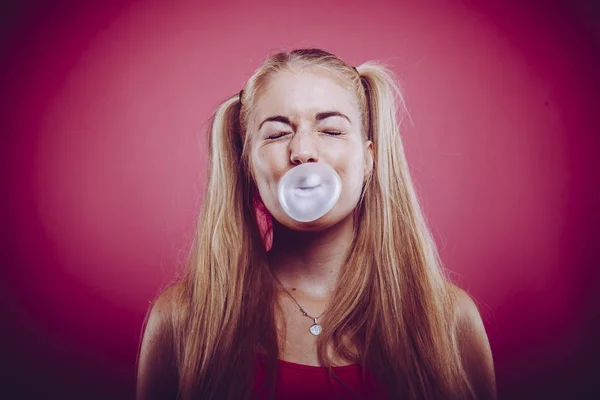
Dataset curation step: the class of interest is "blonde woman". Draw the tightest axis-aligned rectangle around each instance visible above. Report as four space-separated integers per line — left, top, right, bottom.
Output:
136 49 496 400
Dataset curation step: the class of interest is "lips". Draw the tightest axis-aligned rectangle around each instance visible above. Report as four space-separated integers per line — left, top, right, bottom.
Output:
293 184 323 197
298 184 320 189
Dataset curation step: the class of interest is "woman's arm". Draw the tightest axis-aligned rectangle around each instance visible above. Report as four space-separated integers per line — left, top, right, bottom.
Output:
453 285 497 400
136 287 179 400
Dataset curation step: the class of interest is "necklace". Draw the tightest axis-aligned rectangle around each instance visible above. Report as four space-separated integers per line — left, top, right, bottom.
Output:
271 273 326 336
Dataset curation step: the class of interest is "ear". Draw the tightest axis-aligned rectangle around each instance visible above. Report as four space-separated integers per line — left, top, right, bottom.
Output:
364 140 374 179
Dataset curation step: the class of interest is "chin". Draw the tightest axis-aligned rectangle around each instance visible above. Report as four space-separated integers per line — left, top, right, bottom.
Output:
274 210 353 232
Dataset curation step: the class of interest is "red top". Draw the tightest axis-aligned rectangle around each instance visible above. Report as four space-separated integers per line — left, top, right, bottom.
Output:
252 357 388 400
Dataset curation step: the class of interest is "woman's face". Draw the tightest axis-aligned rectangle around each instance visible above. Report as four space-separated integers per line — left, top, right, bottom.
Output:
248 68 373 231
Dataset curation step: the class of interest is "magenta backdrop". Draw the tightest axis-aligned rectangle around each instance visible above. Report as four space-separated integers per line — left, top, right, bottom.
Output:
1 0 599 398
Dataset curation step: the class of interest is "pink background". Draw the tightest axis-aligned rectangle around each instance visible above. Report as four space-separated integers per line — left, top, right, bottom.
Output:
2 0 599 398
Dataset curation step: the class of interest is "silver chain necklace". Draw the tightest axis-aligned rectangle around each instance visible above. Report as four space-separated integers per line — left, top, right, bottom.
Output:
271 273 326 336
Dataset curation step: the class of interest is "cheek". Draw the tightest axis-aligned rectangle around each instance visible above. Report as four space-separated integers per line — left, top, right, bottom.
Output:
339 154 366 198
251 149 282 199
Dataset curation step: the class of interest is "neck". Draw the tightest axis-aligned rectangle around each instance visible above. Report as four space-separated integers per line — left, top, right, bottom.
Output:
268 213 355 299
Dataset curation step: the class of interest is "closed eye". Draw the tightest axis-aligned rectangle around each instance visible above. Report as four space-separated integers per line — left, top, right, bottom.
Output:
267 132 292 140
267 130 343 140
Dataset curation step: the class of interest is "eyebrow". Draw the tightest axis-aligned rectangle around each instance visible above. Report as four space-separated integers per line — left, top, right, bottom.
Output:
258 111 352 130
315 111 351 124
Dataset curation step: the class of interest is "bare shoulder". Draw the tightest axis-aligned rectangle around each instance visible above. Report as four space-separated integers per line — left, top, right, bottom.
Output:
448 283 485 330
142 283 183 349
448 283 497 400
147 283 182 328
136 283 183 400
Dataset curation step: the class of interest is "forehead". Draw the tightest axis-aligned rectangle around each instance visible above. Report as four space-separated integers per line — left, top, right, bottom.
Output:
251 69 360 126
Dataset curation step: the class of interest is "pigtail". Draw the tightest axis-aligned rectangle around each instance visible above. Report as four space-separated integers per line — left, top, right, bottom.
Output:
349 64 476 399
177 94 276 400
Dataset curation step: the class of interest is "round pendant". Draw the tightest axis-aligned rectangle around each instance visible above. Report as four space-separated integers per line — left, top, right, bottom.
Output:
309 323 322 336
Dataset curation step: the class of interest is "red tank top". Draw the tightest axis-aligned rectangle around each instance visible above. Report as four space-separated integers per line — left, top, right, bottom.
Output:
252 357 388 400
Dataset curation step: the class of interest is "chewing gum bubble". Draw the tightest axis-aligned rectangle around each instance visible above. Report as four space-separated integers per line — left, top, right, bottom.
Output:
277 163 342 222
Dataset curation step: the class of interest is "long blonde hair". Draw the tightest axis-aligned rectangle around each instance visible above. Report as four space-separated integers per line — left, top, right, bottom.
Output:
164 49 475 399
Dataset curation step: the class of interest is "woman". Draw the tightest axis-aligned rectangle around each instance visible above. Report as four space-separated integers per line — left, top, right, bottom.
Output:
136 49 496 400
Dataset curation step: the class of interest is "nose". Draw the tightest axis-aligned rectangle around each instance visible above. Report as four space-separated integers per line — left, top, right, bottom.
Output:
289 131 318 165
